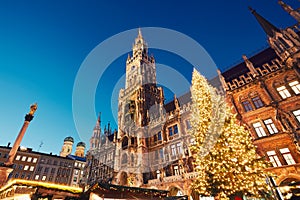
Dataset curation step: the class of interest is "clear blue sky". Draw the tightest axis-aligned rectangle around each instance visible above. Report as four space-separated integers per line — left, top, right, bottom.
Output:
0 0 298 155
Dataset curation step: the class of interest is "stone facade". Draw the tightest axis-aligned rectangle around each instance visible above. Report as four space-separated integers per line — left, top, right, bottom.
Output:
83 116 117 186
0 144 86 187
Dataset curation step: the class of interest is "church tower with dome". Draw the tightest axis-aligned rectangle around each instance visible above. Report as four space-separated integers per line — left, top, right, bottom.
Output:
59 136 74 157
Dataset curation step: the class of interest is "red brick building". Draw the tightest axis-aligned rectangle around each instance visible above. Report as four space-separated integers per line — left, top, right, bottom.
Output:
221 1 300 187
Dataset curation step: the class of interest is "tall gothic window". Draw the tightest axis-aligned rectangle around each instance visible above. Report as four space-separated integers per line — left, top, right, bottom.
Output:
170 144 176 156
176 142 183 156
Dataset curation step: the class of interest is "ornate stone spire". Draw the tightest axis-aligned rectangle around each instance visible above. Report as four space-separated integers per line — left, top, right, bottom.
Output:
242 55 259 77
278 1 300 22
217 69 229 91
249 7 280 37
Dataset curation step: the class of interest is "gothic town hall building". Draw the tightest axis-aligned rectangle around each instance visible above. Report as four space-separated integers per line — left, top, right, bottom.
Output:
83 1 300 198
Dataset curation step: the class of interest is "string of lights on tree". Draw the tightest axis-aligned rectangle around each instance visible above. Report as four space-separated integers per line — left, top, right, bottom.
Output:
189 69 272 199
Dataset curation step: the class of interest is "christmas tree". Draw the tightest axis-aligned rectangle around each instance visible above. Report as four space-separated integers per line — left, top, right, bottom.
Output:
190 69 271 199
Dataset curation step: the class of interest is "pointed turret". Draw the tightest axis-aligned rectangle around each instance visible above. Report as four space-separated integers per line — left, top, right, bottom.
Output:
217 69 229 91
89 112 101 150
249 7 280 37
249 6 300 64
278 1 300 22
242 55 259 77
138 27 142 38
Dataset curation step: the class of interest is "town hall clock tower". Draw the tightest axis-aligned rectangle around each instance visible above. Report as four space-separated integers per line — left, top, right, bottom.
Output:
114 29 164 186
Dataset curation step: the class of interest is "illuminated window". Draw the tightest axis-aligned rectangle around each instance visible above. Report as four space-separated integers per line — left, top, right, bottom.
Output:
252 96 264 108
173 165 179 176
42 175 46 181
171 144 176 156
267 151 282 167
21 156 27 161
15 155 21 161
24 165 29 171
253 122 267 137
156 170 161 179
293 109 300 123
35 175 39 180
27 157 32 162
263 119 278 134
29 166 34 171
280 148 296 165
242 100 253 112
289 80 300 94
277 86 291 99
32 158 37 163
176 142 183 155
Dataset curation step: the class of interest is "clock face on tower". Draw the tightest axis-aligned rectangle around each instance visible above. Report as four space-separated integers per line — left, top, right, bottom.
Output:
131 66 135 71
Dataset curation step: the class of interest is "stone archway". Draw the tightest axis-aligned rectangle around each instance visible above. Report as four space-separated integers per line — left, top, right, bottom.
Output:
276 173 300 186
